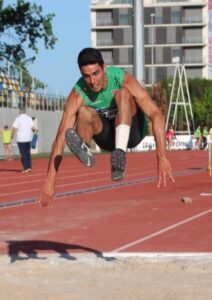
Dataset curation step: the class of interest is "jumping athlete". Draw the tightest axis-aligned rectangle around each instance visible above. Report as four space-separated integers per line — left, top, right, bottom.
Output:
38 48 174 207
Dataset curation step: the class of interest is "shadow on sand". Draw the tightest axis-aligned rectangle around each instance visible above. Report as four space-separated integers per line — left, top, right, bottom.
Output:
6 240 116 263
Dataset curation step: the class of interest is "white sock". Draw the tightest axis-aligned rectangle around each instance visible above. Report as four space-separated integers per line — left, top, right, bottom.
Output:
115 124 130 152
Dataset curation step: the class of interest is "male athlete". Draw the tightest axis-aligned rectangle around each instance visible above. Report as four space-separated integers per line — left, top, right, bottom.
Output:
39 48 174 207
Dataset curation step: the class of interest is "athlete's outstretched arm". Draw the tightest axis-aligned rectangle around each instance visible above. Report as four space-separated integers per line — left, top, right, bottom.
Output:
122 73 175 187
38 89 84 207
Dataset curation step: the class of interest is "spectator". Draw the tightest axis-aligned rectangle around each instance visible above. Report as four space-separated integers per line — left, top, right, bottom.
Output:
11 107 35 173
166 125 175 150
208 128 212 172
0 125 13 160
31 116 38 150
202 126 208 150
194 125 202 150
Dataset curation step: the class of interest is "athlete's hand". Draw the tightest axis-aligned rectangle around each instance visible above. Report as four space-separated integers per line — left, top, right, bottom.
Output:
38 180 55 207
157 156 175 188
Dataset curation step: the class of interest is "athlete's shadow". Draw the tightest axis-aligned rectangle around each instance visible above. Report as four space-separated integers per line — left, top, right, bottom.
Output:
6 240 115 263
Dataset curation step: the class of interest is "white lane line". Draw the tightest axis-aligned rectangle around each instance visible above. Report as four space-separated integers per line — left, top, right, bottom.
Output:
111 208 212 252
0 188 39 197
0 168 205 197
200 193 212 196
0 169 149 188
103 252 212 260
0 171 155 197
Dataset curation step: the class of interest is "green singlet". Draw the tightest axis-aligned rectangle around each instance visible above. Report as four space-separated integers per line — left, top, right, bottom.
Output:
74 66 124 119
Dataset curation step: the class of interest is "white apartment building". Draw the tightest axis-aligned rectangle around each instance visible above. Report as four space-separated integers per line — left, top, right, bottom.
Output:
90 0 209 85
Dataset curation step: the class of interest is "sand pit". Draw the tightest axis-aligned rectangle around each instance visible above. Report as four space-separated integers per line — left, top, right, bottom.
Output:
1 254 212 300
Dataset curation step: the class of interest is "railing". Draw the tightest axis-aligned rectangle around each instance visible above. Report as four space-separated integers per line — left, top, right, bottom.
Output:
156 0 193 2
96 19 113 26
146 57 205 64
96 20 130 26
0 89 66 111
97 39 114 46
0 61 64 101
182 17 206 24
104 60 113 65
182 37 205 44
92 0 132 4
153 0 206 3
0 69 66 111
150 16 206 25
183 57 205 64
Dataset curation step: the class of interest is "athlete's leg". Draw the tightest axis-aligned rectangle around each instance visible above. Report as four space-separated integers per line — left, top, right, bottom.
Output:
76 106 103 145
114 88 137 152
111 88 137 181
114 88 137 126
65 106 103 167
93 116 116 151
127 109 146 148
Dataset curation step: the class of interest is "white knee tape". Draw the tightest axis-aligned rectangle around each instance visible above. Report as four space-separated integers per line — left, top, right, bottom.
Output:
115 124 130 152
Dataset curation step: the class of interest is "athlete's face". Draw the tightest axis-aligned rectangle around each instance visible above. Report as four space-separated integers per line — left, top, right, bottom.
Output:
80 63 106 92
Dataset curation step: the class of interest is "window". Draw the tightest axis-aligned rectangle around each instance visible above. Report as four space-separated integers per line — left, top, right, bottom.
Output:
97 31 113 46
171 48 181 62
101 51 113 65
171 8 181 24
119 14 128 25
97 11 112 26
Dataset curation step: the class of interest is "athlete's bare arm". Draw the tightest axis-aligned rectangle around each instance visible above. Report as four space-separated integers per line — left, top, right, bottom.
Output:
38 89 84 207
122 72 175 187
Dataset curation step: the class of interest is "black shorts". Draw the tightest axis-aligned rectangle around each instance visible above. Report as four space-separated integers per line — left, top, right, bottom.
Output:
93 109 147 152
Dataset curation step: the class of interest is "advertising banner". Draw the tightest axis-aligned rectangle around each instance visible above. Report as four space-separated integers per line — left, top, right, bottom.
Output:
133 135 194 151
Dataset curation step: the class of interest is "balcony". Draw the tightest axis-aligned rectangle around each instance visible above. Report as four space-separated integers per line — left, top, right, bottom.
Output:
183 57 206 65
97 39 114 46
91 0 132 4
182 36 205 44
144 0 207 8
146 16 206 26
145 57 206 66
96 19 113 26
182 17 206 24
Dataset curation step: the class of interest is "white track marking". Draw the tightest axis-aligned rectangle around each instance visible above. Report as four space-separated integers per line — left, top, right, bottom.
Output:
111 208 212 252
200 193 212 196
102 252 212 260
0 169 150 187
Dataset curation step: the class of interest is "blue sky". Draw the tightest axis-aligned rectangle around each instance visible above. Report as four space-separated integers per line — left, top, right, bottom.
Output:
4 0 91 96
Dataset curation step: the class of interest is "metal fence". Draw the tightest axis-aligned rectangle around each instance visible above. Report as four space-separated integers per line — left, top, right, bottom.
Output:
0 89 66 111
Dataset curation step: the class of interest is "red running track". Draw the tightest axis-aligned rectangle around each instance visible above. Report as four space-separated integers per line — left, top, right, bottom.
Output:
0 150 211 260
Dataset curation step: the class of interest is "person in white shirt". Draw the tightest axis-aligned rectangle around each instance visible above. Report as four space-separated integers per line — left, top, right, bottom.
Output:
11 107 35 173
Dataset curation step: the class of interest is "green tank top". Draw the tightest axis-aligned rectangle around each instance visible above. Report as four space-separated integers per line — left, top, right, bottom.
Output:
74 66 124 119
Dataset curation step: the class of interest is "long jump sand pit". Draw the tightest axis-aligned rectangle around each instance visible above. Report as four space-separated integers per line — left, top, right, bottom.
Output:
1 254 212 300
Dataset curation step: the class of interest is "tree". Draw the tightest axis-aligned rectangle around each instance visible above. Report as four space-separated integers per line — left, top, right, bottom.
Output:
163 77 212 129
0 0 57 65
188 78 212 128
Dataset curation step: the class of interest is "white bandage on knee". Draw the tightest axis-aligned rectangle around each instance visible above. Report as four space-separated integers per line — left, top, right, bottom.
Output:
115 124 130 152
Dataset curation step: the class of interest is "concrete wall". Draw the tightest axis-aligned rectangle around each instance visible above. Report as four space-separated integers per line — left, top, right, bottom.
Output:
0 108 63 157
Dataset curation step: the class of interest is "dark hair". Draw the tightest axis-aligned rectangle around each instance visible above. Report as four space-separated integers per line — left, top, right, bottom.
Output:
4 125 8 129
77 48 104 68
